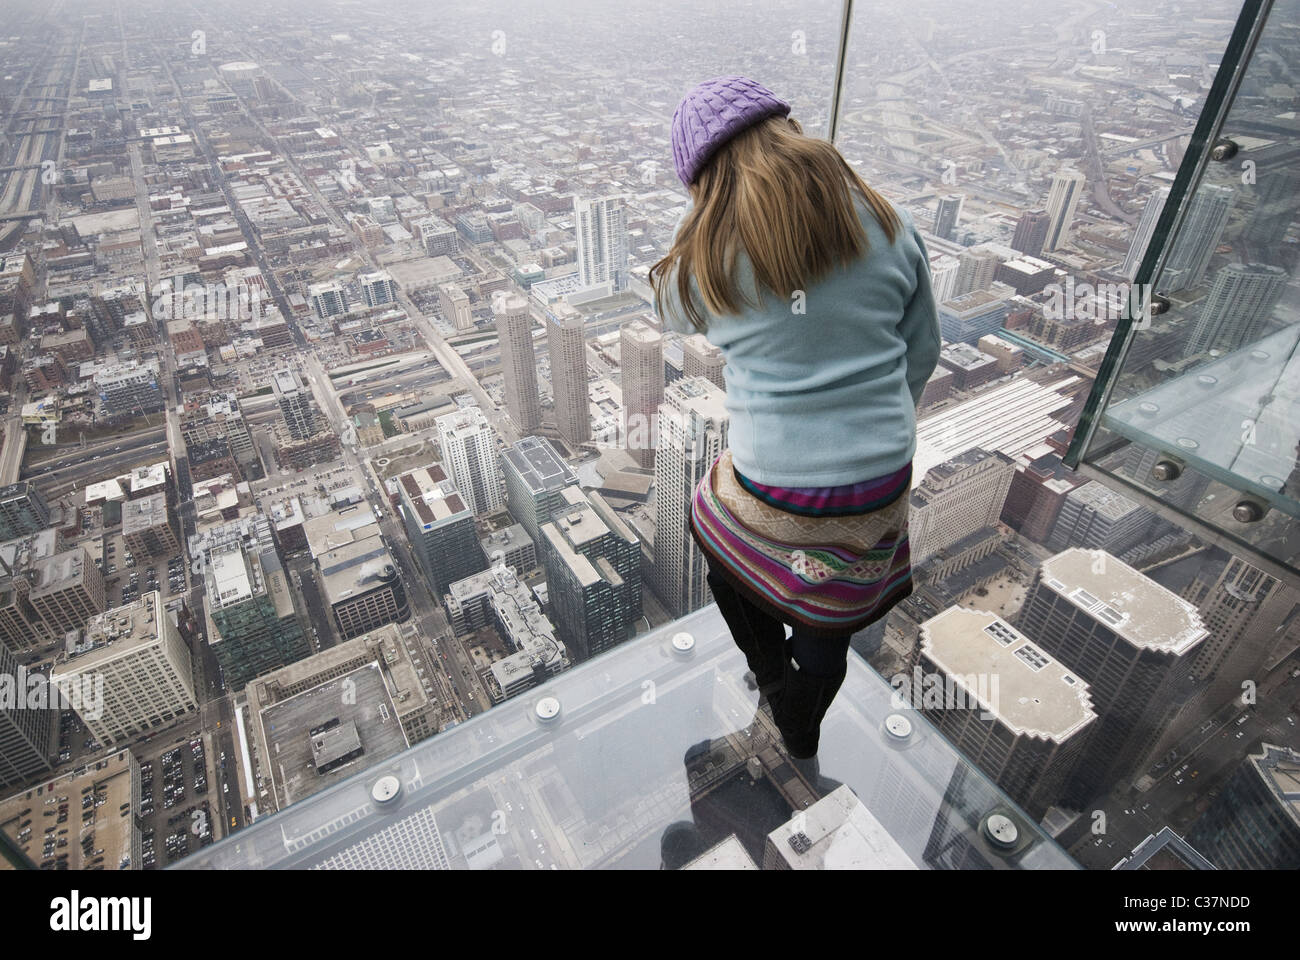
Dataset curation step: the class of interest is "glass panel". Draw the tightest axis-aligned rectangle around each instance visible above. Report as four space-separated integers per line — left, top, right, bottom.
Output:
172 608 1073 869
1072 0 1300 580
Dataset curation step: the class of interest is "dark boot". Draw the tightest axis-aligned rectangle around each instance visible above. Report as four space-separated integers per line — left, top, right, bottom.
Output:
771 657 847 760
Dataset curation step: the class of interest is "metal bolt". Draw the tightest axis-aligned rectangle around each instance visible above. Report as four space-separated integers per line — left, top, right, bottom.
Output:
1232 499 1265 523
1210 138 1238 161
1151 459 1182 482
1148 294 1171 316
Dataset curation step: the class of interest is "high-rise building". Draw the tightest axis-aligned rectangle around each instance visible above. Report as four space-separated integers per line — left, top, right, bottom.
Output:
396 464 486 596
1016 549 1208 797
204 542 310 691
1043 168 1086 252
574 195 629 294
121 493 180 560
929 255 960 304
436 406 503 517
938 290 1010 345
653 378 729 616
539 487 641 660
27 548 105 636
501 437 580 543
94 361 164 418
418 216 459 257
1184 262 1287 357
359 270 398 308
308 281 349 318
1120 187 1169 280
933 194 964 241
438 283 473 331
492 293 541 434
545 301 591 448
681 333 725 390
955 245 1005 297
620 320 664 469
915 607 1096 817
1000 448 1089 544
273 367 320 441
318 534 409 641
50 591 197 746
1185 743 1300 869
1046 481 1152 556
909 448 1016 564
1161 184 1234 291
1011 209 1051 258
0 483 50 540
0 641 52 789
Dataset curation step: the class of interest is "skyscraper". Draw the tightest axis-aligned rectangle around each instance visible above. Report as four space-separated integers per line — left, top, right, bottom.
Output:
1016 549 1208 797
204 542 310 691
1162 184 1234 291
540 487 641 660
492 293 541 434
546 302 591 448
0 482 50 540
436 406 504 517
1120 187 1169 280
1043 168 1086 252
397 464 486 596
909 448 1017 564
1011 209 1051 258
574 196 629 294
620 320 664 469
50 591 197 746
681 334 725 390
359 270 398 307
0 640 52 789
501 436 580 543
933 194 964 241
1183 262 1287 357
653 377 729 616
273 367 320 441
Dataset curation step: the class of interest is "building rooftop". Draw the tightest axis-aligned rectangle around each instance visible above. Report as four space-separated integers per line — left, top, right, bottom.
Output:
1039 548 1209 656
919 606 1096 743
501 436 577 496
396 465 468 527
121 492 170 537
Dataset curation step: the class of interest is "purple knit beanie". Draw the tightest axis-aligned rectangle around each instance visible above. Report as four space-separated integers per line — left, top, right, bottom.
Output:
671 76 791 186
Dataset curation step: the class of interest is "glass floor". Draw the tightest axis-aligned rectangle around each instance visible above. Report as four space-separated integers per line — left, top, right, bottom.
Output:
174 607 1076 870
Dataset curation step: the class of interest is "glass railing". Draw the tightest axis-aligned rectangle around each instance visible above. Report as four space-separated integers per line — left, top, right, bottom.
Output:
1067 0 1300 586
171 606 1074 869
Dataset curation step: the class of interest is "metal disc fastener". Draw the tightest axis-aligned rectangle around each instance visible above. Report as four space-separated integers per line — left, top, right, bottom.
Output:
982 813 1019 849
883 713 913 741
535 696 561 722
670 631 695 654
370 774 401 806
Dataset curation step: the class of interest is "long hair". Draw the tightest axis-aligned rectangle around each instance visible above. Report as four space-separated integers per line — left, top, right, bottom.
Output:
651 115 900 332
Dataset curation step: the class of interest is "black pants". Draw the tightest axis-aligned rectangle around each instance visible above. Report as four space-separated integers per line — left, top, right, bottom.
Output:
705 561 852 681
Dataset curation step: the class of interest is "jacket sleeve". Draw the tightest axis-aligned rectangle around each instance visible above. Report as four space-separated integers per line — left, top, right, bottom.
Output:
898 222 942 408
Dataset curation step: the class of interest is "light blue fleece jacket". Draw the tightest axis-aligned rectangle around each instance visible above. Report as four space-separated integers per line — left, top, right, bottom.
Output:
653 197 941 487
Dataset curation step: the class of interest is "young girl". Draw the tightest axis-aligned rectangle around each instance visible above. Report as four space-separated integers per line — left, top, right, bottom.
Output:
652 76 940 763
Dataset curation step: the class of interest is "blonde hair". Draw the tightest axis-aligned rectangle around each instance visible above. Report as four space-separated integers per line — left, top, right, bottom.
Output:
652 115 900 332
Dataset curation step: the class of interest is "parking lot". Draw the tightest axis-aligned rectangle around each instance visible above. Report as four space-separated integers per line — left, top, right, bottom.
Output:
99 536 189 607
136 733 216 868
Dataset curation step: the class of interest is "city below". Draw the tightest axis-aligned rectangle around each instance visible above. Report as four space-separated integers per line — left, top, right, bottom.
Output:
0 0 1296 874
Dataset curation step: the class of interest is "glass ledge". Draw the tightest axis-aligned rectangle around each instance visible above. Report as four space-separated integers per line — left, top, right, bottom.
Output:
1103 325 1300 518
172 607 1075 870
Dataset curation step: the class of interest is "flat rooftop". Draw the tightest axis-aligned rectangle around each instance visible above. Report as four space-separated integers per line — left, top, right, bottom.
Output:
257 663 408 809
919 606 1096 743
502 436 577 496
1039 548 1209 656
